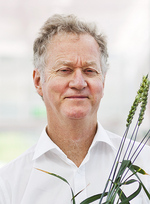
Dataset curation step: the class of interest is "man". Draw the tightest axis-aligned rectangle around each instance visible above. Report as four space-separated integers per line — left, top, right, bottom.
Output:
0 14 150 204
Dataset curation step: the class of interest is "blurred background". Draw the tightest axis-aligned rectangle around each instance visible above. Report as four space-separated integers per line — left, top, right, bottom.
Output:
0 0 150 167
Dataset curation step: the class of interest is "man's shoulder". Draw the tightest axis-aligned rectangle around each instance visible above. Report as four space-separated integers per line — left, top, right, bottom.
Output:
0 145 37 203
105 128 150 170
0 144 36 177
105 129 150 151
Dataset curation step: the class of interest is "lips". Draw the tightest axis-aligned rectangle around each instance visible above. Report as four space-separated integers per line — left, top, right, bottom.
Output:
64 95 89 99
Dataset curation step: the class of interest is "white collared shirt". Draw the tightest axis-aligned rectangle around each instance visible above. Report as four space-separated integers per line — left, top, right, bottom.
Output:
0 122 150 204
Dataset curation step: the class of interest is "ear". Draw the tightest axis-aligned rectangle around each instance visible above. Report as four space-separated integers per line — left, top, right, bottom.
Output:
33 69 43 97
103 74 106 88
102 74 106 97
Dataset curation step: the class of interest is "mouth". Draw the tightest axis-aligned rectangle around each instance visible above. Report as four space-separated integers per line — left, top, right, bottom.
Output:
65 96 89 99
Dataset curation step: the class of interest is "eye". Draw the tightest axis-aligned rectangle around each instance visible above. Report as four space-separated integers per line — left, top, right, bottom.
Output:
60 69 70 72
84 68 99 77
56 68 73 76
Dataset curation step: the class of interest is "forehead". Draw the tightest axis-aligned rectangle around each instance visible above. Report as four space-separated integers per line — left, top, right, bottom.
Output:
48 32 100 52
46 33 101 68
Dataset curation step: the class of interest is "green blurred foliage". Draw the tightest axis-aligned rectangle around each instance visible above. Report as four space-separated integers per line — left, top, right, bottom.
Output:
0 132 36 166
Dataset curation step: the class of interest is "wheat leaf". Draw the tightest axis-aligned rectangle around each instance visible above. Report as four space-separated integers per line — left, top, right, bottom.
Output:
80 192 108 204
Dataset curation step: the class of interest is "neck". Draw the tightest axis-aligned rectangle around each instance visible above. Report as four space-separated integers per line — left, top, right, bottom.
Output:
46 117 97 167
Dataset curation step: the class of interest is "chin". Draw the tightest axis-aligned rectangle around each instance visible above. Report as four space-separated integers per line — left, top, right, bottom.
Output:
63 108 91 120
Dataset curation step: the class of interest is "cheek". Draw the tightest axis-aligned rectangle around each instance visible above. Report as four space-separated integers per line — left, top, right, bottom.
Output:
46 80 66 101
91 81 104 102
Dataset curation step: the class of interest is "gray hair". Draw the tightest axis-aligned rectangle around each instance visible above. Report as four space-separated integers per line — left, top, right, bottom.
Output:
33 14 109 78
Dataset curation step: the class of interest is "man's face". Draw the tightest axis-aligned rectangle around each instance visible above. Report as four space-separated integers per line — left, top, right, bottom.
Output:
35 33 105 121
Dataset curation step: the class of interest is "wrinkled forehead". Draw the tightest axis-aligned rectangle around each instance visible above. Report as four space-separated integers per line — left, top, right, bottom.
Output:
45 33 102 71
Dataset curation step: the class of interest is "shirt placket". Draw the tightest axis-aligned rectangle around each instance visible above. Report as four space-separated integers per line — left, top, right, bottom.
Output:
73 165 87 204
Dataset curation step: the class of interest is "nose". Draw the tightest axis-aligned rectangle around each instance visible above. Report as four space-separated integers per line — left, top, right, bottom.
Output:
69 69 87 90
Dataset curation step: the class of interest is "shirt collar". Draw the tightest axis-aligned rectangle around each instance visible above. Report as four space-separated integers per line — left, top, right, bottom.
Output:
32 122 117 161
32 126 62 160
89 121 117 151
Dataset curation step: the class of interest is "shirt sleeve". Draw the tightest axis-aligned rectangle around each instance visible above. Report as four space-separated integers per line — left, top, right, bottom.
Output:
0 178 11 204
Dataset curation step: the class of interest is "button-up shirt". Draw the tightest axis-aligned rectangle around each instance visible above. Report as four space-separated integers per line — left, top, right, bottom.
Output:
0 122 150 204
